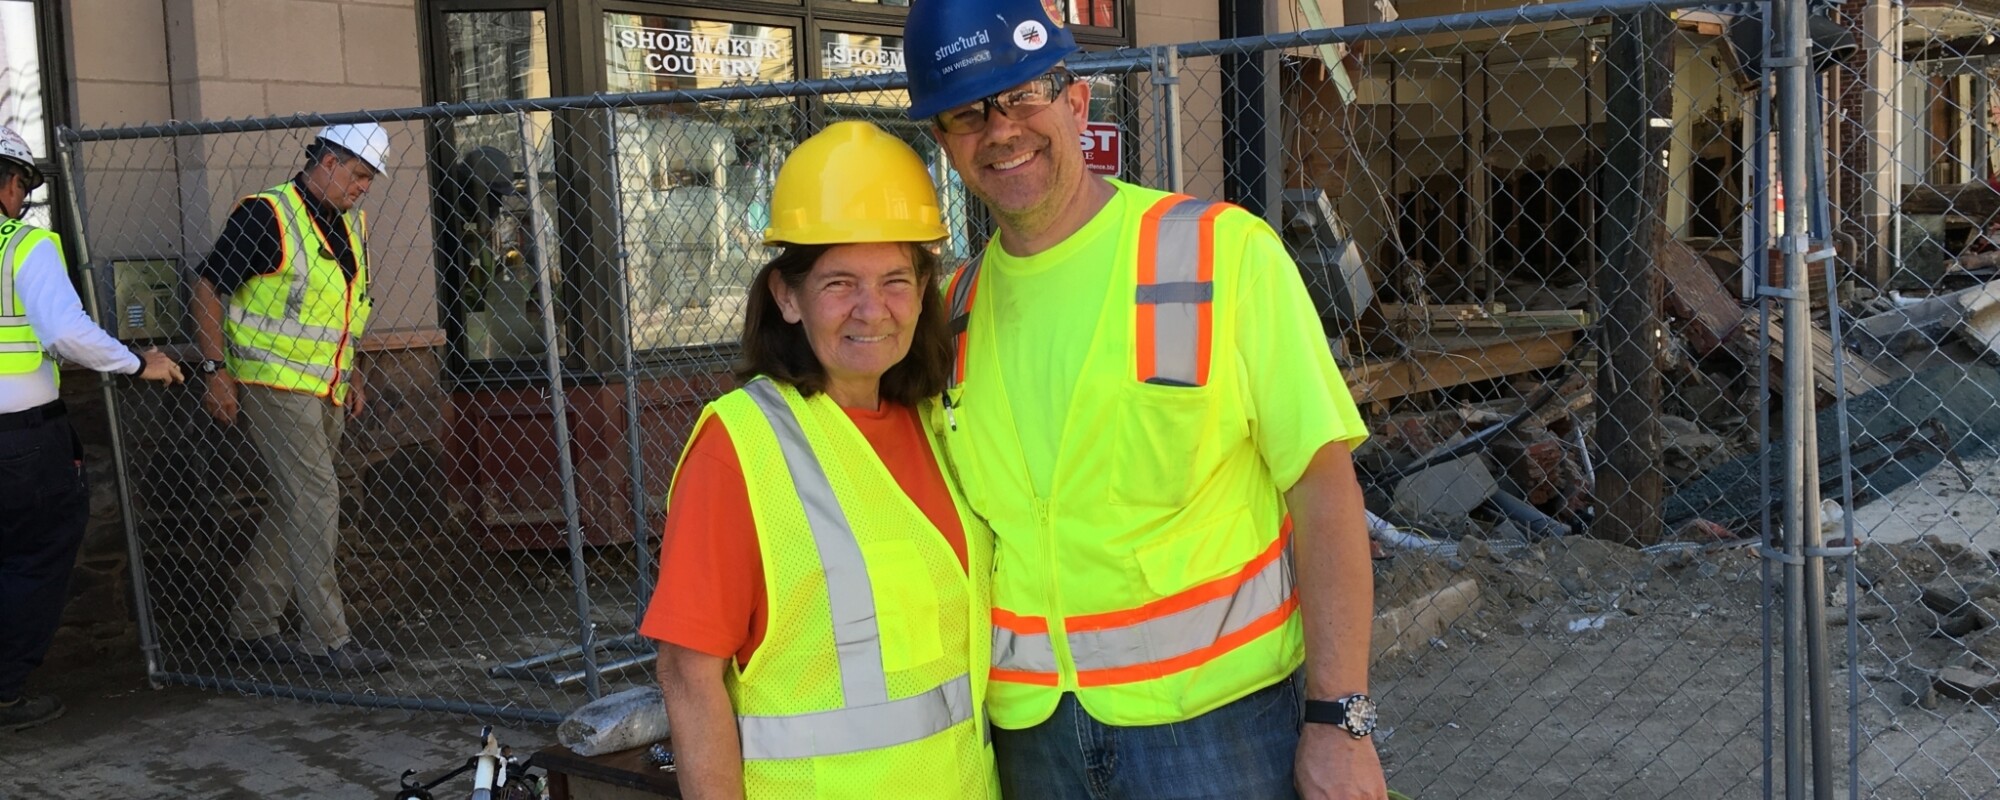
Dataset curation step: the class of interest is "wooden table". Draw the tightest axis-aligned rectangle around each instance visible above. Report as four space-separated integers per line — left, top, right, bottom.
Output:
530 742 681 800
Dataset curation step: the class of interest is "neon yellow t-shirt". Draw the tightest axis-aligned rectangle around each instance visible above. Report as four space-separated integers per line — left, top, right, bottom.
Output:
981 179 1368 497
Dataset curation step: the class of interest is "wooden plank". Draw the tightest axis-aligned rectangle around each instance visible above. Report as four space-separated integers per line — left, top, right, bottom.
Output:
1765 314 1895 396
1345 329 1578 404
1661 238 1745 354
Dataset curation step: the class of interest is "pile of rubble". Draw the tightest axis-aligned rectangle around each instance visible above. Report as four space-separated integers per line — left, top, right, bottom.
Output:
1355 368 1758 550
1846 537 2000 706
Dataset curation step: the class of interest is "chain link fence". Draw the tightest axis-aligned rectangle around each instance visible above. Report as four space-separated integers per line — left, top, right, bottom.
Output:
47 0 2000 795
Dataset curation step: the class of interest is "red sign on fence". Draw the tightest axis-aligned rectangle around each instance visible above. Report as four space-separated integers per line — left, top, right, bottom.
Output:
1081 122 1121 177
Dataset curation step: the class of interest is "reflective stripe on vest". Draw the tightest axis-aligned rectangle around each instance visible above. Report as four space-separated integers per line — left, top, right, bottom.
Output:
0 219 49 373
734 379 976 760
1135 196 1224 387
945 254 983 389
989 521 1295 687
945 195 1224 391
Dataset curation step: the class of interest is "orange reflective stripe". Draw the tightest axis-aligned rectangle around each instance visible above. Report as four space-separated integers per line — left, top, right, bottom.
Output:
990 667 1061 686
1133 195 1186 383
945 256 983 388
1065 520 1290 633
1193 201 1226 386
992 607 1048 635
1074 596 1297 688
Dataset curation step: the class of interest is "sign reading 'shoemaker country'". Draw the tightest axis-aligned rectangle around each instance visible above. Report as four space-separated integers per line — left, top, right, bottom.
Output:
612 24 787 79
822 42 905 77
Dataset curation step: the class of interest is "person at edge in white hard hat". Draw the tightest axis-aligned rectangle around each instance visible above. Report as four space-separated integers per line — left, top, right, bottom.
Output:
641 121 998 799
0 124 185 732
905 0 1390 798
192 122 393 675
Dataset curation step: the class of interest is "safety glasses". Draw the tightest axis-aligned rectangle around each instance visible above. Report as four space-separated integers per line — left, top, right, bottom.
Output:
932 71 1075 136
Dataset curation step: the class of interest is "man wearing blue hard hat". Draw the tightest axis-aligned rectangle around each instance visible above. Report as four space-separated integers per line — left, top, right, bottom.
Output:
907 1 1388 798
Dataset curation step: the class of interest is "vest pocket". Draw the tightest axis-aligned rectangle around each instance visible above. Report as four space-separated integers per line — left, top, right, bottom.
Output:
1132 504 1262 596
1108 383 1220 508
862 539 945 672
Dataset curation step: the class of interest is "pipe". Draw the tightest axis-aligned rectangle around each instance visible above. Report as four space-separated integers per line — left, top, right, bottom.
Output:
601 108 657 623
1485 491 1573 539
1158 45 1185 194
518 110 601 700
1802 46 1841 800
1775 0 1818 793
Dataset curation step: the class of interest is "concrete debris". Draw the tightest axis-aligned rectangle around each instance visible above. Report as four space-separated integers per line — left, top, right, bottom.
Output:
1393 454 1499 519
1918 576 2000 615
1932 666 2000 704
1660 415 1736 484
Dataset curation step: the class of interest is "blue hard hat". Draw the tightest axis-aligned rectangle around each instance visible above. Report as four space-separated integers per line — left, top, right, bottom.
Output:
904 0 1081 120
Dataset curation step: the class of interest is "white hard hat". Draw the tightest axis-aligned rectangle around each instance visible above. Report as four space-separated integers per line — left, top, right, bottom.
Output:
0 125 42 189
315 122 392 177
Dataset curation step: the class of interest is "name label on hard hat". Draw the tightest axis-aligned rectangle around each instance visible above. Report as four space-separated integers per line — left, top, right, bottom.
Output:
612 24 786 80
1080 122 1121 178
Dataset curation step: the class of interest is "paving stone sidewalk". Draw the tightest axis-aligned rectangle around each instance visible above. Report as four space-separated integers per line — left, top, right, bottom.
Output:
0 636 554 800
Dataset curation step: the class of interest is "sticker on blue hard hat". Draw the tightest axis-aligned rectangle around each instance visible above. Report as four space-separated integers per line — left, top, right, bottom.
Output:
1014 20 1049 51
1041 0 1066 26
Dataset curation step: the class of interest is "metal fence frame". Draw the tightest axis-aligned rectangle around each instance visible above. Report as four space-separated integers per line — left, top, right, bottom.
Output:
53 0 1967 796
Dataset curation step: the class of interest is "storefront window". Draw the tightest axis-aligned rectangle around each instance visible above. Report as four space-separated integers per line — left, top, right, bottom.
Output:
603 14 797 352
438 11 558 365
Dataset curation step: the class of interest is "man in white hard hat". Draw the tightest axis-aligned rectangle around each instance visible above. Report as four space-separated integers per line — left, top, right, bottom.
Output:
0 124 184 732
192 122 392 674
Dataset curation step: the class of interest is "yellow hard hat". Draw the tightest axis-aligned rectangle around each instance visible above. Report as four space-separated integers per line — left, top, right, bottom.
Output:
764 121 946 246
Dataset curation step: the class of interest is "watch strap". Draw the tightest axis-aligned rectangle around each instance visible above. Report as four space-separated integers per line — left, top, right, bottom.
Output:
1302 699 1349 726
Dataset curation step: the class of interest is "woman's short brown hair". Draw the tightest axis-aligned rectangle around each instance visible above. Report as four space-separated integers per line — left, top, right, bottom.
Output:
736 242 953 408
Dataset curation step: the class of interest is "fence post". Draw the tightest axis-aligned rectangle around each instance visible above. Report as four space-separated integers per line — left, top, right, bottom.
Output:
1154 45 1184 194
1594 10 1669 546
601 108 657 622
518 109 602 700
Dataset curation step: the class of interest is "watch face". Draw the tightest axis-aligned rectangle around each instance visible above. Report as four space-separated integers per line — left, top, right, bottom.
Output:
1344 696 1378 736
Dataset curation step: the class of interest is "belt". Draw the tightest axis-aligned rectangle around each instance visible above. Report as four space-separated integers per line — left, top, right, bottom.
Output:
0 399 67 433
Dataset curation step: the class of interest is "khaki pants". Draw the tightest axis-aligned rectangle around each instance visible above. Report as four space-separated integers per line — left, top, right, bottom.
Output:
228 384 349 653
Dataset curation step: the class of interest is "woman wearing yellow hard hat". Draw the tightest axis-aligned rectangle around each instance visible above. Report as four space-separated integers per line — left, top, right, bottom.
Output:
640 120 996 799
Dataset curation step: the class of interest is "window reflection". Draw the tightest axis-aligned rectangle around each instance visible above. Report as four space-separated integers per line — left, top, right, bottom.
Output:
438 11 556 363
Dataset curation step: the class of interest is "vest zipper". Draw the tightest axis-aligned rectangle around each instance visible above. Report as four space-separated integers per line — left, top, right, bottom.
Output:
1034 497 1069 683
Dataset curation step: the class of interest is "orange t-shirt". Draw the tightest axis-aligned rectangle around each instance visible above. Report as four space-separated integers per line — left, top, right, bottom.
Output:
638 400 967 668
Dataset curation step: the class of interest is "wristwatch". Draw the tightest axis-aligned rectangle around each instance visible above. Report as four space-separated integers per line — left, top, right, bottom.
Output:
1303 694 1378 739
197 359 227 376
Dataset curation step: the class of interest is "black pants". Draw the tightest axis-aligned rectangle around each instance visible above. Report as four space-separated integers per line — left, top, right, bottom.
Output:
0 416 88 701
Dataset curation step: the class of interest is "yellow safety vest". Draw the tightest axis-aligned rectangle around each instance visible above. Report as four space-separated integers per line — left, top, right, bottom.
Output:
223 182 370 403
0 218 55 375
943 191 1301 729
692 378 996 798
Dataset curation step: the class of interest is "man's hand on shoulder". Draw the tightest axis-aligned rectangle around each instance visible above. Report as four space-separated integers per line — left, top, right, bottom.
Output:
1296 723 1389 800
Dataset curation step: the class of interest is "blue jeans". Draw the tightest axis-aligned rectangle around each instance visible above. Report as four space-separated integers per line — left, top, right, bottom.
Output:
993 674 1303 800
